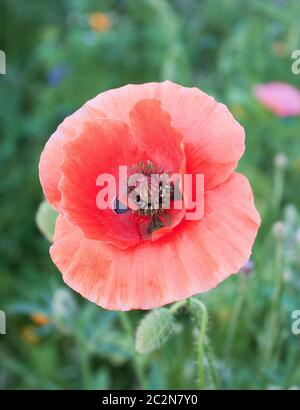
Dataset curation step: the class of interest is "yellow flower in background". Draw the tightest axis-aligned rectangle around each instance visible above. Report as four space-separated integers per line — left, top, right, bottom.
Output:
89 12 112 32
30 313 50 326
21 326 40 344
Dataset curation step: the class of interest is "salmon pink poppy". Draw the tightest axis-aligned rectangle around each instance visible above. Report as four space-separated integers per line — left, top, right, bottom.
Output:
254 82 300 117
39 81 260 310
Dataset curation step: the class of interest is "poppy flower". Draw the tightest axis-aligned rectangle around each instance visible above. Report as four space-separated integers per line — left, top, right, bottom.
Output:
39 81 260 310
254 82 300 117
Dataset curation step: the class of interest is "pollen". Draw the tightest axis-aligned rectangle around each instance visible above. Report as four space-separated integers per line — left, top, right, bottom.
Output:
127 161 175 234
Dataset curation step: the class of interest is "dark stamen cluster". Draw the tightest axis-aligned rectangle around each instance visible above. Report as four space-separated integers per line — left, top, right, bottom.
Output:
130 160 174 234
113 161 177 236
129 161 173 217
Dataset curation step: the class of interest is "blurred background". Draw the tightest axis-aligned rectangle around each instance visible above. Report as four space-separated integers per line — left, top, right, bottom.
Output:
1 0 300 390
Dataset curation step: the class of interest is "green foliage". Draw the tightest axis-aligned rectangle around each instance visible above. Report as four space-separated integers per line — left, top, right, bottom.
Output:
1 0 300 389
135 308 175 354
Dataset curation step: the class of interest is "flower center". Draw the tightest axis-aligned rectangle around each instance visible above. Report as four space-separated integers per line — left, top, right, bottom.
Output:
114 160 178 236
129 161 173 216
130 161 175 235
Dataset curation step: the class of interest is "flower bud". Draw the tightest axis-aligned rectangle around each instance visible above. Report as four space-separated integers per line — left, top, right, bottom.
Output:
274 153 288 169
135 308 174 354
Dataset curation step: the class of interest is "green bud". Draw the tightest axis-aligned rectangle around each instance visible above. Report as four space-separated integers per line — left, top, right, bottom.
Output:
135 308 174 354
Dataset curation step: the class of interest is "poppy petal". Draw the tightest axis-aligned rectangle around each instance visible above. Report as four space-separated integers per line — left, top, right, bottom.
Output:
50 173 260 310
59 118 141 249
39 82 244 210
129 99 186 174
88 81 245 190
39 105 102 209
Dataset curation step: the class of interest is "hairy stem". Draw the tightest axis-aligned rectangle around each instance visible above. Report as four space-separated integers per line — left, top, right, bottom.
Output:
118 312 147 389
189 298 209 390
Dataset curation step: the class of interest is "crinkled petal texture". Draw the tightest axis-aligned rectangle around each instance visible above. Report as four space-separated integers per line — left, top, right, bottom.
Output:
39 81 260 310
40 81 245 208
58 100 186 248
59 119 141 249
254 82 300 117
50 173 260 310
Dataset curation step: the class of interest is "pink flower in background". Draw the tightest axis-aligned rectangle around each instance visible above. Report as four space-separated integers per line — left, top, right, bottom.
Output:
254 82 300 117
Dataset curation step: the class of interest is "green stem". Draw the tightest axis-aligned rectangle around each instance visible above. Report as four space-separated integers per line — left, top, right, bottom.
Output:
118 312 147 389
169 299 188 315
225 274 246 359
189 298 208 390
206 342 218 389
78 340 92 389
262 237 284 365
273 166 285 211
